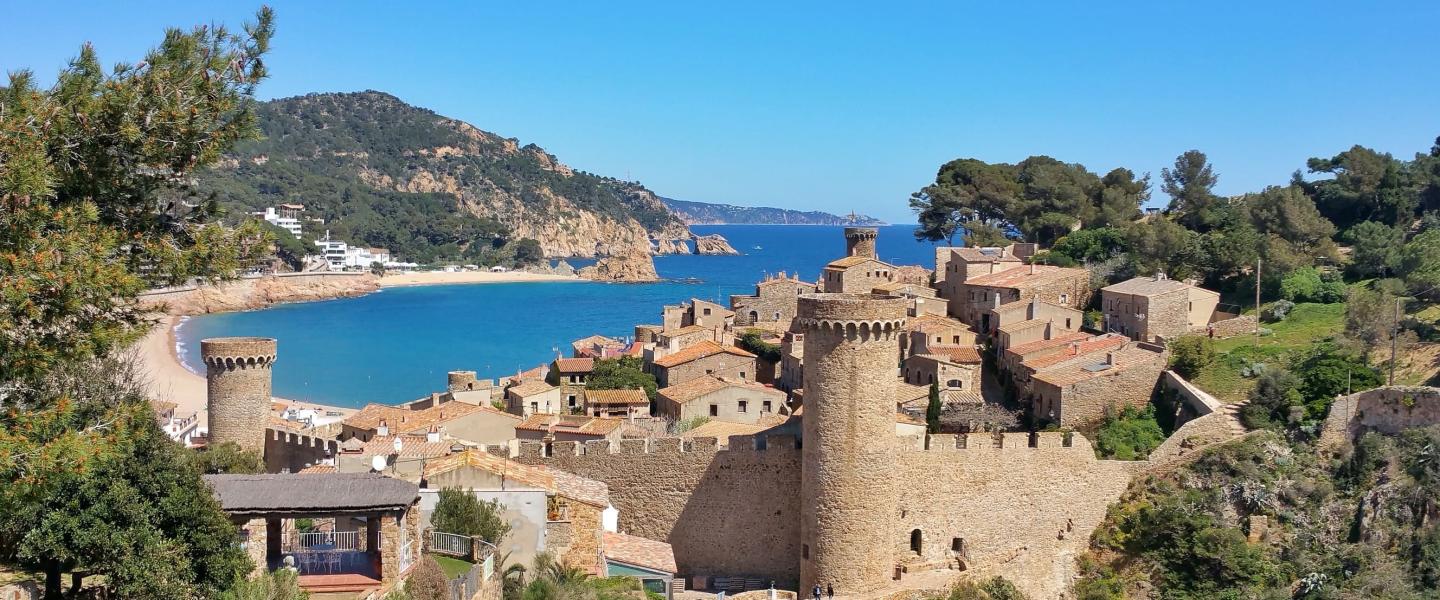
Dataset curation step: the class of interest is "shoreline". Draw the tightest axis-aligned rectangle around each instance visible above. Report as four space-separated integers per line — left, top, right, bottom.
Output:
377 270 581 288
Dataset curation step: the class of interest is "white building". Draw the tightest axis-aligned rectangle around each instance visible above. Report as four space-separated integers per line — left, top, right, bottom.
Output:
255 205 304 239
343 247 391 269
314 234 348 269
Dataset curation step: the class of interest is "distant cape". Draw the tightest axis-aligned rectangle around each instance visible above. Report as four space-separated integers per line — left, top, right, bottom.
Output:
662 197 886 226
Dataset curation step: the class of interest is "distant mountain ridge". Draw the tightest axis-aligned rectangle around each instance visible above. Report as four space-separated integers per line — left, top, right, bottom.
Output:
662 198 886 226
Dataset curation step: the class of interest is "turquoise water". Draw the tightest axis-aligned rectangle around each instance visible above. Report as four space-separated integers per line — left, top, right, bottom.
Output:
178 224 943 406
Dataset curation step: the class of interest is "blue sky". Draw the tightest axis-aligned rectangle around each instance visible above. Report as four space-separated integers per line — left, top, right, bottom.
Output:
3 2 1437 223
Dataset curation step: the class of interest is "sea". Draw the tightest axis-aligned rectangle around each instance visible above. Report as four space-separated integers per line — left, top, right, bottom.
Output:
176 224 944 407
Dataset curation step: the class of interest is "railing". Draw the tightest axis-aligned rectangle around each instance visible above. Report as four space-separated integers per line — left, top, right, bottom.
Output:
400 540 416 573
429 531 472 557
446 557 490 600
284 531 361 552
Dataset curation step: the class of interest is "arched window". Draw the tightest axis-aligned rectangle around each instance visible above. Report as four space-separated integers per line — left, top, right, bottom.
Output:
910 529 923 554
748 310 759 322
947 379 962 389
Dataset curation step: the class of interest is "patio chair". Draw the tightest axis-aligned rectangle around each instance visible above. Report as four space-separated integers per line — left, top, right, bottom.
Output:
325 551 342 574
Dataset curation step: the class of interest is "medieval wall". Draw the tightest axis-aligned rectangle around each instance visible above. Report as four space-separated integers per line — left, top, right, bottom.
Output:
1319 386 1440 452
512 436 804 587
264 428 339 473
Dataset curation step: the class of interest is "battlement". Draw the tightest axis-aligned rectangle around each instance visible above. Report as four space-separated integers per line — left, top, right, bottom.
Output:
512 434 802 459
200 336 277 369
902 431 1095 454
263 427 339 473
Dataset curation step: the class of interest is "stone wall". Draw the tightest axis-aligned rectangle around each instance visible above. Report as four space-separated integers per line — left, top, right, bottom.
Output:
513 437 803 587
264 428 339 473
1208 314 1257 339
1147 412 1242 469
137 272 378 316
202 337 277 454
1039 347 1167 428
656 353 759 388
1319 386 1440 452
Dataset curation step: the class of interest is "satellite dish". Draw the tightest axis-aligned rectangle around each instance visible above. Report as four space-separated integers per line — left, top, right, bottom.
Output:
371 455 386 472
393 437 404 454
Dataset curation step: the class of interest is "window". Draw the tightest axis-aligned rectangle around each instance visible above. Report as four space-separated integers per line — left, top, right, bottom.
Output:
740 372 746 379
952 538 965 553
567 395 577 407
803 544 810 559
953 335 961 343
709 404 719 417
948 379 963 389
705 369 714 375
703 308 712 316
910 529 923 554
1059 293 1069 304
738 400 748 413
763 400 772 412
529 402 538 413
1065 318 1072 329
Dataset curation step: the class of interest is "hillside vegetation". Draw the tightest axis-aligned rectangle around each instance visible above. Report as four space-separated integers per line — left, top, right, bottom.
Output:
199 91 690 263
663 197 886 225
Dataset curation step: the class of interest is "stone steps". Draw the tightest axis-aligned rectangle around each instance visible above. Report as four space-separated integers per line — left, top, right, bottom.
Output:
1220 400 1249 435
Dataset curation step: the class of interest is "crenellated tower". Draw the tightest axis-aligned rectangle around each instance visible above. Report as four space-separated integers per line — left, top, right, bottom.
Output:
201 337 277 453
797 293 907 594
844 227 879 259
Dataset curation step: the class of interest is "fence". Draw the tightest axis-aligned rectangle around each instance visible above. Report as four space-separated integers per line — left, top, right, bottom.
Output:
430 530 473 557
400 540 416 573
283 531 362 552
445 552 494 600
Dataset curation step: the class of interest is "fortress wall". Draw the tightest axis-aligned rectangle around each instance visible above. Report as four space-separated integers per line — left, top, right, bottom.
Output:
512 436 803 587
1320 386 1440 451
895 432 1140 600
264 428 339 473
1146 412 1241 469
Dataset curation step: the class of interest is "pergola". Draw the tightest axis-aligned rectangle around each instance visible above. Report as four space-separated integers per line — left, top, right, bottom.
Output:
204 473 421 592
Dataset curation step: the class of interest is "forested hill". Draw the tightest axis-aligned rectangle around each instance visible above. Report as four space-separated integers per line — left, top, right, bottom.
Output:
198 91 691 263
663 197 886 225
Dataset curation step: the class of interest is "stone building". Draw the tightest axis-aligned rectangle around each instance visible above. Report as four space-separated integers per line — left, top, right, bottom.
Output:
1011 333 1130 400
662 299 735 331
552 357 595 411
582 389 651 418
335 432 457 482
340 400 518 446
873 280 947 317
952 264 1093 329
652 325 732 362
988 298 1083 347
506 379 566 416
656 376 789 423
820 228 896 293
730 272 816 328
572 334 626 358
902 315 977 362
935 246 1023 300
1030 342 1167 427
1101 274 1221 343
902 347 982 393
202 336 278 453
777 332 805 392
515 414 626 443
649 340 758 389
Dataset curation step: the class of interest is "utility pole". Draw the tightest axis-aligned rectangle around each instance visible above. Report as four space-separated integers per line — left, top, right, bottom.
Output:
1389 297 1402 385
1254 258 1262 345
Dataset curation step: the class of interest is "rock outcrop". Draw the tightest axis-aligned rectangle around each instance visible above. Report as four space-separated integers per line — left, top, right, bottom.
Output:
577 253 660 283
694 234 740 255
654 238 692 255
138 273 380 316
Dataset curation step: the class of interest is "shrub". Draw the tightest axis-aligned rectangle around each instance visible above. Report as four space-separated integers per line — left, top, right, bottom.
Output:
406 557 451 600
1280 267 1323 302
1262 299 1295 322
1095 405 1166 460
432 487 511 545
1242 368 1304 430
1167 336 1215 379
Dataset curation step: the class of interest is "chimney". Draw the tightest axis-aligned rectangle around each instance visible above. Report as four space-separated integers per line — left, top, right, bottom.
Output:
377 419 389 437
993 292 1001 309
431 392 442 405
1106 351 1116 365
1070 341 1081 355
1044 320 1054 340
1029 262 1037 275
1000 247 1007 258
426 424 441 443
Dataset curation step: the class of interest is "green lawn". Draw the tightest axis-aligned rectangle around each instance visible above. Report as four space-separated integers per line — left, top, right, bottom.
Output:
429 554 474 579
1194 302 1347 404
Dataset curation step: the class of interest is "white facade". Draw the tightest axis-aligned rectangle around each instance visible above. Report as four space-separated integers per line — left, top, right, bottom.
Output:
343 247 391 269
256 206 303 239
314 237 348 269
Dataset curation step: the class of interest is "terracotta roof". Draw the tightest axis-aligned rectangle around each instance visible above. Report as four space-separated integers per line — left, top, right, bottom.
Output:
1022 334 1129 370
894 382 930 405
657 376 781 404
964 265 1088 289
1032 345 1162 387
508 379 557 397
927 345 982 364
297 464 336 474
872 281 938 297
1006 331 1091 357
423 450 610 507
572 334 622 349
662 324 711 337
1102 275 1218 297
358 435 456 458
941 390 985 403
755 276 810 288
515 414 624 437
949 247 1022 263
652 340 755 368
554 357 595 373
602 531 677 573
623 342 645 357
998 318 1053 333
269 416 307 432
342 401 487 434
824 255 892 270
681 414 790 444
904 313 962 332
583 389 650 406
895 412 926 426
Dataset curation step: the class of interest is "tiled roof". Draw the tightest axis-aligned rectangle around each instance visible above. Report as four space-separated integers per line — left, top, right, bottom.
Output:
755 276 810 288
1006 331 1091 357
603 531 676 573
1102 275 1219 297
1022 334 1129 370
342 401 486 434
895 412 926 426
203 473 418 515
515 414 624 437
423 450 610 507
554 357 594 373
950 247 1022 263
872 281 938 297
297 464 336 474
926 345 982 364
583 389 649 406
964 265 1087 289
657 376 780 404
652 340 755 368
508 379 557 397
824 255 892 270
662 324 711 337
894 382 930 405
358 435 456 458
998 318 1052 333
1032 345 1161 387
572 334 621 349
904 313 962 332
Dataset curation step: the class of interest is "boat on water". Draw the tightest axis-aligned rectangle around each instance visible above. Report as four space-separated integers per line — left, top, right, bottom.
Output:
753 245 763 250
681 277 704 284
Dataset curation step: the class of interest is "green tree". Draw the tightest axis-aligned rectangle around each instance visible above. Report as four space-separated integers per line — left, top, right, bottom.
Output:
1343 220 1405 278
1049 227 1128 264
926 382 942 434
586 355 658 400
370 261 387 277
1305 145 1418 230
737 331 782 363
405 556 452 600
1398 229 1440 298
910 158 1019 245
1293 346 1382 420
431 487 511 545
511 238 544 266
1161 150 1223 232
1125 217 1206 280
1345 284 1409 361
1240 368 1304 430
1167 336 1214 379
1094 405 1165 460
189 442 265 475
1242 185 1339 275
1092 168 1149 228
218 569 309 600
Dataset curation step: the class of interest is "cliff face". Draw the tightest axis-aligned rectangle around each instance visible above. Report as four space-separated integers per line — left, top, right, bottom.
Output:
694 234 740 255
577 253 660 282
201 91 691 260
139 273 380 316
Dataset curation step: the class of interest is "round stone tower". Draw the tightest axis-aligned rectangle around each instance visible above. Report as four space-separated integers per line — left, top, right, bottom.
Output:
201 337 277 453
448 370 479 391
844 226 879 259
797 293 907 594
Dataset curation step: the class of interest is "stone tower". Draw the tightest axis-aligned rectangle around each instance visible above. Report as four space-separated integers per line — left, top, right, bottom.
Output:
448 370 479 391
201 337 277 453
797 293 908 594
844 227 879 259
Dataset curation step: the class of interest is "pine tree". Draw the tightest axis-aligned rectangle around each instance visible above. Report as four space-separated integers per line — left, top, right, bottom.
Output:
926 382 942 433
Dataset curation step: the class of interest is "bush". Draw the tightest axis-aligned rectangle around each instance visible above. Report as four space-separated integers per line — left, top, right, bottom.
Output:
737 331 782 363
406 557 451 600
1241 368 1304 430
1095 405 1166 460
220 569 309 600
1167 336 1215 379
1293 346 1382 420
947 577 1028 600
1280 267 1346 303
432 487 511 545
1262 299 1295 323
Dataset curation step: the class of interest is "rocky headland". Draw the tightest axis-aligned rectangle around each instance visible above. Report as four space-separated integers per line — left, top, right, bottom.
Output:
577 252 661 282
138 273 380 316
694 234 740 255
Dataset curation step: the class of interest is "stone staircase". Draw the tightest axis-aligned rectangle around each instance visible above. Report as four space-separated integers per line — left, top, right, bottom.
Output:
1219 400 1250 436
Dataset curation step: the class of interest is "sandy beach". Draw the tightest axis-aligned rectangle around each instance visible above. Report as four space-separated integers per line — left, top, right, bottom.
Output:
137 315 355 425
378 270 580 287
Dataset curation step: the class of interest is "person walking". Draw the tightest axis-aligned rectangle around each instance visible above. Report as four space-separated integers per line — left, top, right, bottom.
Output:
812 584 822 600
826 584 834 600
